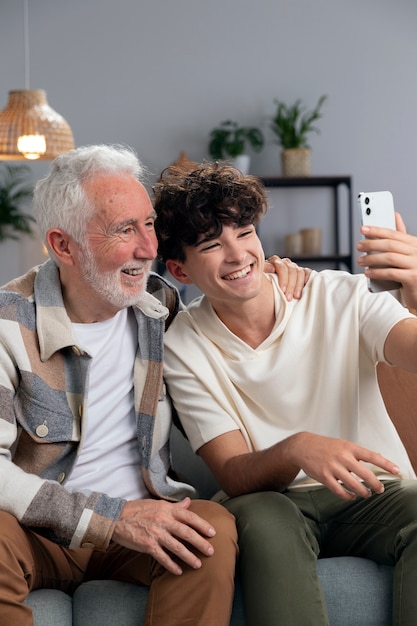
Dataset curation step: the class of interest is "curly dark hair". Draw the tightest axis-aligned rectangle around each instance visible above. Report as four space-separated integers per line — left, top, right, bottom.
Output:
153 162 268 263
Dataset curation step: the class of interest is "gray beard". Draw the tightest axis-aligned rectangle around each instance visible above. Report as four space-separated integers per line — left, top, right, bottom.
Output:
79 244 149 310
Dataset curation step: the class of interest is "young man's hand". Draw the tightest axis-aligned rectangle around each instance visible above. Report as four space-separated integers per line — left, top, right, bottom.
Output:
265 255 311 301
357 212 417 311
199 429 400 501
286 432 400 500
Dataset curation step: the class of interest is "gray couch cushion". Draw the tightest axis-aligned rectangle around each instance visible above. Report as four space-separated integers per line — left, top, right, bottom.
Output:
71 578 246 626
26 557 393 626
74 580 146 626
24 589 72 626
317 557 393 625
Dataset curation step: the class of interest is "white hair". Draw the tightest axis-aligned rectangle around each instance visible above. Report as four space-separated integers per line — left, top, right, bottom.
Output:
33 144 148 261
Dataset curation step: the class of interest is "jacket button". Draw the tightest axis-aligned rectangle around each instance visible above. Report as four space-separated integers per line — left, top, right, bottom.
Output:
81 542 95 549
72 346 82 356
36 424 49 437
57 472 66 484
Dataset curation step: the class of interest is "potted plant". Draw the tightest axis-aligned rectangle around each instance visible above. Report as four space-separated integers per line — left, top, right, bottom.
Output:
0 164 35 242
270 95 327 177
208 120 264 174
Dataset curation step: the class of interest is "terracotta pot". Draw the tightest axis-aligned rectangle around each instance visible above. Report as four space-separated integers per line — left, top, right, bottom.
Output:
281 148 311 177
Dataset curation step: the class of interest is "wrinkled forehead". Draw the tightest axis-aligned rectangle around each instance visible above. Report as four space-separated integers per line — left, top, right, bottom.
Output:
84 174 151 217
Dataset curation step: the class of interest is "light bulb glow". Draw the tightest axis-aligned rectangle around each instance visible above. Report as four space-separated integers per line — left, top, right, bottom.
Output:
17 134 46 159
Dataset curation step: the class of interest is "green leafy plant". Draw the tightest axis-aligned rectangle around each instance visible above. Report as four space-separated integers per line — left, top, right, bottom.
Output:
270 95 327 149
208 120 264 159
0 164 35 242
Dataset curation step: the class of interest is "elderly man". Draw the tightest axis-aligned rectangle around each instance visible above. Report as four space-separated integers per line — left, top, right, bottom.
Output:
0 145 241 626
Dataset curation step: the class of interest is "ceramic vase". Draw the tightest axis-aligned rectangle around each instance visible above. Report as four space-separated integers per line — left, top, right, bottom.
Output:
281 148 311 177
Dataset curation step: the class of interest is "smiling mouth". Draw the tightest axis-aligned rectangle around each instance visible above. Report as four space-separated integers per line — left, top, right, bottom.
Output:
223 265 252 281
122 266 146 276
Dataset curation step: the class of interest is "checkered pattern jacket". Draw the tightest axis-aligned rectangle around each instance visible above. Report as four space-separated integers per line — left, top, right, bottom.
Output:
0 260 196 550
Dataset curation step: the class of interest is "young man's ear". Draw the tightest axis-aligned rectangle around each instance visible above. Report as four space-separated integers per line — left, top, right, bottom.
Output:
165 259 193 285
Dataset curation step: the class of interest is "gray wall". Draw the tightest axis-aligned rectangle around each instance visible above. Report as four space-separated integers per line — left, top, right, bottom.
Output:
1 0 416 283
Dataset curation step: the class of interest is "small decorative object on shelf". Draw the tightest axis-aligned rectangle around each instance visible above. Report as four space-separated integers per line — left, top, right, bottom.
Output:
300 227 322 255
285 228 322 256
170 150 198 173
269 95 327 177
208 120 264 174
284 232 303 256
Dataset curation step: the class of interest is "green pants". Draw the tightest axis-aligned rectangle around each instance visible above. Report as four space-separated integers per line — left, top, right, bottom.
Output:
224 480 417 626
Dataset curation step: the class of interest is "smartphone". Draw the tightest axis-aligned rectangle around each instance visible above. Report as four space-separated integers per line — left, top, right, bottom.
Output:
357 190 401 292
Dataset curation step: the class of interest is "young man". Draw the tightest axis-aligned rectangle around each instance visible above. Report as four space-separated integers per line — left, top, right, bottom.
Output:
154 161 417 626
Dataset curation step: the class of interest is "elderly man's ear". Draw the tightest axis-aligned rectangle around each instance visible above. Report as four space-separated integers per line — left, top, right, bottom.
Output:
46 229 77 266
165 260 193 285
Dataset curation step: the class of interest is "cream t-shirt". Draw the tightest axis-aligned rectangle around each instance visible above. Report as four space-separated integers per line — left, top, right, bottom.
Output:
164 270 416 490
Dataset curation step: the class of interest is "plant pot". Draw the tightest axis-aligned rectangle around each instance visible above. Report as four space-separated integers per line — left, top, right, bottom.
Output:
281 148 311 177
230 154 250 175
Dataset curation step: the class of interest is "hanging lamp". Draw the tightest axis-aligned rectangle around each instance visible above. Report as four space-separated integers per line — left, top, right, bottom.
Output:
0 0 75 161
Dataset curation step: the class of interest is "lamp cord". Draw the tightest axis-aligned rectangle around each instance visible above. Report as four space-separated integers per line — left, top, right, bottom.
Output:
23 0 30 89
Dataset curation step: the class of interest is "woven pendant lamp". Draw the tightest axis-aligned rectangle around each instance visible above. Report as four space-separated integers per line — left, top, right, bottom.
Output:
0 89 74 160
0 0 75 161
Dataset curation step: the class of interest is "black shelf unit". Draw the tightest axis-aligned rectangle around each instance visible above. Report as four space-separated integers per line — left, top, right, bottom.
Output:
260 175 353 272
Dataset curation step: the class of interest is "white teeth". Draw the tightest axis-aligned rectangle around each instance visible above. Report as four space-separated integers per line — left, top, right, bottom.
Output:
123 268 143 276
224 266 251 280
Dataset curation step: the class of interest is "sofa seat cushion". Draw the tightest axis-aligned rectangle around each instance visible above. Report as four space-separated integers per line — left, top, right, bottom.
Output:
26 556 393 626
24 589 72 626
317 557 393 625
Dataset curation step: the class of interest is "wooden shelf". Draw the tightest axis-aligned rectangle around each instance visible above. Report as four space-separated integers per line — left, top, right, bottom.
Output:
259 176 353 272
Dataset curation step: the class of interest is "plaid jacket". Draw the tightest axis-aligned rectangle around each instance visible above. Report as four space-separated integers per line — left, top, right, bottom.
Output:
0 260 196 550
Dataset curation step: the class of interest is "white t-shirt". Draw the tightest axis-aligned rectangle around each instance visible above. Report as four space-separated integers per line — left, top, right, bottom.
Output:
65 308 149 500
164 271 416 490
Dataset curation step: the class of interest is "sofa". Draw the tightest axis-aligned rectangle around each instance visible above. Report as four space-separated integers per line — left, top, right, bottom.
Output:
25 362 417 625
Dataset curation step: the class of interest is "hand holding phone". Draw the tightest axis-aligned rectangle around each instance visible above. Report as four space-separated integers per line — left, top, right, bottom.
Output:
357 191 401 292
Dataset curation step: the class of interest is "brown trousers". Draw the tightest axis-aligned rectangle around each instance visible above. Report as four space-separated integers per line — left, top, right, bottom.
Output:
0 500 237 626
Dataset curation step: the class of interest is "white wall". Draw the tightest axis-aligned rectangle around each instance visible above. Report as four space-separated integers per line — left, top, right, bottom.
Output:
1 0 416 283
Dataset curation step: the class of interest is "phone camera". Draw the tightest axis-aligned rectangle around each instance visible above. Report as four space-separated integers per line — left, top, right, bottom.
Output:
366 207 371 215
365 197 370 205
